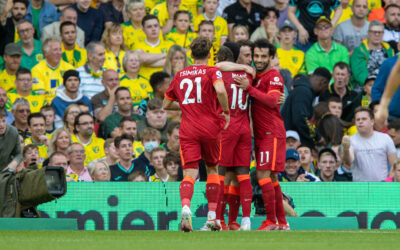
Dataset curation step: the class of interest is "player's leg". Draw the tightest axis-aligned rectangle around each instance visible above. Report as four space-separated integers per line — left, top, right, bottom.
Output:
271 173 289 230
215 165 228 230
226 170 240 230
235 166 252 231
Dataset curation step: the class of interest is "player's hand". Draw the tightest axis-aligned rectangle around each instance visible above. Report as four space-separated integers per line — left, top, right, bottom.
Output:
277 92 285 105
107 85 118 101
220 112 230 130
243 65 256 79
38 135 49 146
341 135 351 149
298 27 309 45
296 174 310 182
234 75 250 90
375 105 389 131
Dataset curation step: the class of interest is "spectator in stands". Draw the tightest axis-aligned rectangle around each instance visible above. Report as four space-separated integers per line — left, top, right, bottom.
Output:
26 0 58 39
133 127 160 177
333 0 369 53
149 147 168 182
0 43 22 91
383 4 400 51
40 105 55 134
91 69 120 123
48 127 71 156
136 98 170 143
384 159 400 182
21 144 39 169
52 70 92 127
132 15 172 80
276 20 305 77
88 160 111 181
388 119 400 158
117 116 144 157
122 0 147 50
120 51 153 109
297 144 316 175
11 98 30 138
351 20 395 88
0 109 22 171
72 112 105 165
150 71 171 101
278 149 319 182
128 170 148 182
31 38 74 103
223 0 264 38
361 75 375 107
66 142 93 181
102 138 119 166
288 0 342 51
103 87 142 138
151 0 187 35
102 23 126 75
6 68 46 113
165 11 196 50
319 62 360 122
286 130 301 150
305 16 349 74
250 7 280 44
0 0 28 56
60 21 87 69
317 113 344 149
369 0 398 24
317 148 349 181
16 20 43 70
24 112 48 166
195 20 217 66
342 107 397 182
0 87 14 124
326 96 343 118
47 152 68 171
77 42 106 99
194 0 228 48
61 103 80 133
99 0 124 28
231 24 249 43
371 55 400 121
163 151 181 182
73 0 103 45
164 45 188 78
282 67 332 149
41 7 85 48
163 121 179 153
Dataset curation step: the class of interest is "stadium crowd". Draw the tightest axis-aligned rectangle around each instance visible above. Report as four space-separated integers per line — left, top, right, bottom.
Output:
1 0 400 185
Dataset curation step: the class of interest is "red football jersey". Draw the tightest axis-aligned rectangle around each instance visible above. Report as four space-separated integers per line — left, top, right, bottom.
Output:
165 65 224 138
251 69 285 139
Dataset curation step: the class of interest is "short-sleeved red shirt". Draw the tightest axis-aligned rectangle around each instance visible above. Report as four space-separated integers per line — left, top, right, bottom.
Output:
165 65 225 138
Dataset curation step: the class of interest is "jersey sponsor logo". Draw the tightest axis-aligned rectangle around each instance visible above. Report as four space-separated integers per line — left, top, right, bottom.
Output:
179 68 206 77
270 77 282 86
33 78 39 84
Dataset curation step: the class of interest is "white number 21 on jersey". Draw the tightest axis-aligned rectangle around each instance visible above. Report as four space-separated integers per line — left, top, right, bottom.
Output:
180 77 202 104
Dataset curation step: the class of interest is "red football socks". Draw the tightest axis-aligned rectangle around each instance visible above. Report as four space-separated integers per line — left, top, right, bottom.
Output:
180 176 195 208
237 174 253 218
258 177 276 223
220 184 229 222
206 174 220 212
216 175 225 220
273 180 287 224
227 185 240 224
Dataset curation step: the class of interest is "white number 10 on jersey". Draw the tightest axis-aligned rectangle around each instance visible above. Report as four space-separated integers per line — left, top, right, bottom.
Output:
180 77 202 104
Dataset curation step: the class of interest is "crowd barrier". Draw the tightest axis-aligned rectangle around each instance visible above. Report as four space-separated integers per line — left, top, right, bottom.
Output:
38 182 400 230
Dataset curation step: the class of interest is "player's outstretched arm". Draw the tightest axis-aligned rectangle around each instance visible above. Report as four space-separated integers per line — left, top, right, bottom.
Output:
215 62 255 78
162 98 180 111
375 60 400 131
214 80 230 129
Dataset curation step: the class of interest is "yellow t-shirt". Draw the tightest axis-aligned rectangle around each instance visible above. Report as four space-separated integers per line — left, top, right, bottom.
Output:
181 0 202 18
122 21 164 50
14 29 20 43
61 43 87 69
31 60 74 103
133 140 144 158
71 133 106 166
150 2 191 27
24 136 49 168
345 125 358 136
132 39 172 80
145 0 165 14
0 69 16 91
120 74 153 107
6 90 47 113
276 45 306 77
164 28 197 49
194 14 228 48
103 49 126 77
331 5 353 26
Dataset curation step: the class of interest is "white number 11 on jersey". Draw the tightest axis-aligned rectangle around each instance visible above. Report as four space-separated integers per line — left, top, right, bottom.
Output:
259 151 270 165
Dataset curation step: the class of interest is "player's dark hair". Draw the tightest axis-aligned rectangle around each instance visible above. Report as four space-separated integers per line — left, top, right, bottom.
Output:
74 112 94 134
190 37 212 60
237 39 254 49
167 121 180 135
13 0 29 8
150 71 170 92
217 45 234 62
59 21 76 34
27 112 46 126
333 62 350 74
253 39 276 58
114 86 131 99
114 133 134 148
142 14 159 27
119 116 136 128
261 7 280 20
354 106 374 120
318 148 337 162
388 119 400 131
16 68 31 78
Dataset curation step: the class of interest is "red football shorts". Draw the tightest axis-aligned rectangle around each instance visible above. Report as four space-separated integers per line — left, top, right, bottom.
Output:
254 136 285 172
180 133 221 170
219 124 251 167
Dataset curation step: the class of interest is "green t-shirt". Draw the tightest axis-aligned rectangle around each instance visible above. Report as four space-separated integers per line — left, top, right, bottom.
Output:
17 39 44 70
0 56 4 71
32 7 41 39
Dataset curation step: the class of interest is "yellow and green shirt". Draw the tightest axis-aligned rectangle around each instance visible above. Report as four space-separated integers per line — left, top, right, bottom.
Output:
71 133 106 166
6 90 47 113
165 28 197 49
194 13 228 48
150 1 192 27
181 0 202 18
120 74 153 107
134 140 144 158
31 60 74 103
276 44 306 77
103 49 125 77
0 69 16 91
122 21 164 50
24 136 50 168
61 43 87 69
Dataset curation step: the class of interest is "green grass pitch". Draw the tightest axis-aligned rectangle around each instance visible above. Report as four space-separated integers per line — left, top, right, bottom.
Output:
0 230 399 250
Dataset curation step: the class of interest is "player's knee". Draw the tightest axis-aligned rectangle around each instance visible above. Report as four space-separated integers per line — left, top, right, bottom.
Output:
206 165 218 175
235 166 250 175
256 169 271 180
